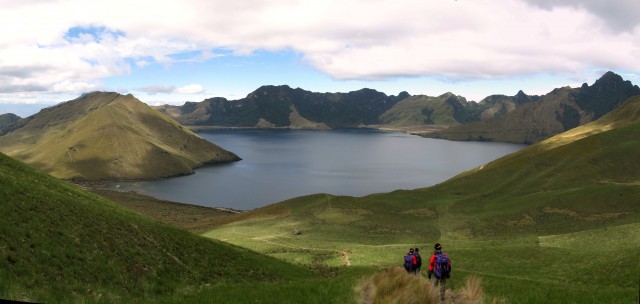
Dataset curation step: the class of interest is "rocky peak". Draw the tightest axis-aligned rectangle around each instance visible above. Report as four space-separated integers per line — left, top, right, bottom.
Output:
576 71 640 118
591 71 626 91
514 90 539 104
396 91 411 100
250 85 293 97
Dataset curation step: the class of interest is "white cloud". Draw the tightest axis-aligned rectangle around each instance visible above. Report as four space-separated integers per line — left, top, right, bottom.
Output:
0 0 639 101
134 84 204 95
134 84 176 95
174 84 205 94
51 80 101 94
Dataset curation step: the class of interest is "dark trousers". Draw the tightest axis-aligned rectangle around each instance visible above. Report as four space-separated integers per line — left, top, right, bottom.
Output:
432 276 446 301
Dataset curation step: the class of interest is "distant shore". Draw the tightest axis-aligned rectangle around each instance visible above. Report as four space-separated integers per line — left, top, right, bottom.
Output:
186 124 448 136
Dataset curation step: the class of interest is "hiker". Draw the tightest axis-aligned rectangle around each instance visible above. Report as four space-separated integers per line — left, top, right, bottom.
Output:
403 248 416 273
428 243 451 302
413 248 422 276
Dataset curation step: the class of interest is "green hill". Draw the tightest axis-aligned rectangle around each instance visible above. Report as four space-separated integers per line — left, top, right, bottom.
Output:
379 93 470 127
203 96 640 303
0 151 312 303
0 92 239 181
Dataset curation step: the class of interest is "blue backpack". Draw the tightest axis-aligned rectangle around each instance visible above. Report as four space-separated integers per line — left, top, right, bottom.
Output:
404 254 414 271
433 252 451 279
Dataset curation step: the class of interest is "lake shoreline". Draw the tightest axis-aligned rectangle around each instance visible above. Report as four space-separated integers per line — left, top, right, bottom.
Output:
98 129 525 210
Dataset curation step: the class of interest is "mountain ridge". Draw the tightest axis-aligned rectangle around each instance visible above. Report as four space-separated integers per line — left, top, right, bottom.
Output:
428 72 640 143
157 85 409 129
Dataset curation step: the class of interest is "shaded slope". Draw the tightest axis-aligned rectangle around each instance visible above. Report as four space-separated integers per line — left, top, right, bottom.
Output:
0 152 309 303
0 113 20 134
0 92 239 180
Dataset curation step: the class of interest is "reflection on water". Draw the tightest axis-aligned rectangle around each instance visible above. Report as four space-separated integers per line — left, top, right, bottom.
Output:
109 129 525 210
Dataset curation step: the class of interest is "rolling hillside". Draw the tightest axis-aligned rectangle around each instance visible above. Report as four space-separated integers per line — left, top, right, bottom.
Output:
0 151 311 303
203 95 640 303
0 92 239 181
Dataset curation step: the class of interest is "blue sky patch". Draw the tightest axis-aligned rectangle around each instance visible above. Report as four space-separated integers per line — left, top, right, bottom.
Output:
64 25 125 43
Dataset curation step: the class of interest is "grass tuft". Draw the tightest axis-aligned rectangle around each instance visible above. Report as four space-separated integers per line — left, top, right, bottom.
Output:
459 275 484 304
355 267 439 304
354 268 500 304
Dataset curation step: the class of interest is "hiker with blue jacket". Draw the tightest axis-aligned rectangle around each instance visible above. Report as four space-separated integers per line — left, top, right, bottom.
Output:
428 243 451 302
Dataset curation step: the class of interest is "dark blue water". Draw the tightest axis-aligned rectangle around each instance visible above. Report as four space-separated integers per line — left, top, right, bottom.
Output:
110 129 525 210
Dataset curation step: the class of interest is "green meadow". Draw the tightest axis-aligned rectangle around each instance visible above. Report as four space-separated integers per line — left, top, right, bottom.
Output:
202 193 640 303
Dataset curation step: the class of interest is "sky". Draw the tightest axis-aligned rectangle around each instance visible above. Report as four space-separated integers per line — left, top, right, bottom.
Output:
1 0 639 116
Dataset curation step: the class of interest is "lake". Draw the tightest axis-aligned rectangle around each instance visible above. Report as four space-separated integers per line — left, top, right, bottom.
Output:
109 129 525 210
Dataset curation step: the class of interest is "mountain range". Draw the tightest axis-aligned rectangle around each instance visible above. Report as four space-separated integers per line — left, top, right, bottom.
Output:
156 71 638 144
0 92 239 181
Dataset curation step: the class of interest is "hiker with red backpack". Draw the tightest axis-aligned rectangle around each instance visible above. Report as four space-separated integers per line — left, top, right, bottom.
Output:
428 243 451 302
413 248 422 276
403 248 417 273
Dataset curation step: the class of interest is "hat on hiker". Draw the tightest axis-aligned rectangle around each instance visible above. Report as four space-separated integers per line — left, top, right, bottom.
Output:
434 243 442 250
409 248 414 253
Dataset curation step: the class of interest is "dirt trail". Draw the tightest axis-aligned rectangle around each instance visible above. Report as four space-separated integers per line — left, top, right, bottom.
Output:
252 235 351 266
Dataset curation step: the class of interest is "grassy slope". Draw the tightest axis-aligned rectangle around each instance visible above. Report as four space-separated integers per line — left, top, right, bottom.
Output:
0 152 311 303
88 189 238 234
204 96 640 303
0 92 239 181
379 94 461 127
